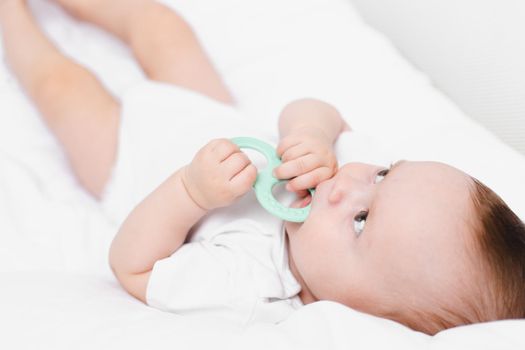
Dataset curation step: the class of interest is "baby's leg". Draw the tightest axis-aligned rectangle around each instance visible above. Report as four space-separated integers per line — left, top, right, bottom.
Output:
56 0 234 104
0 0 118 198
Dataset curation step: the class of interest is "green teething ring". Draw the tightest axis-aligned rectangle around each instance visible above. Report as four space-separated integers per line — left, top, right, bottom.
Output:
231 137 314 222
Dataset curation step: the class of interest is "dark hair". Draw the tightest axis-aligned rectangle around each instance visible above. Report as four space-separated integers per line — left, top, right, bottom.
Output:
469 177 525 321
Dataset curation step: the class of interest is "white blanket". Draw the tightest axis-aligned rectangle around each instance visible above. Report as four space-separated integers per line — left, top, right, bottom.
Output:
1 0 525 349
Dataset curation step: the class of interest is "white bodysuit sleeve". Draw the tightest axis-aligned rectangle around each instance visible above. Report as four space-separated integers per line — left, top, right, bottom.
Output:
145 220 301 325
334 130 400 167
146 240 245 323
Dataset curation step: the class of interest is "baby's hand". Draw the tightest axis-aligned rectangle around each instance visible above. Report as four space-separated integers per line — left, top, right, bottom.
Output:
274 127 338 193
182 139 257 210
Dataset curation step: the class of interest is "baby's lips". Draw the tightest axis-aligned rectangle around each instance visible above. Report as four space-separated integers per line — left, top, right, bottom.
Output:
301 194 312 207
290 193 312 209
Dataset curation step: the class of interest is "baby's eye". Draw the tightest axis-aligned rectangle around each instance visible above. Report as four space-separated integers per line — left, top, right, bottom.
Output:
353 210 368 236
374 168 390 184
354 166 393 236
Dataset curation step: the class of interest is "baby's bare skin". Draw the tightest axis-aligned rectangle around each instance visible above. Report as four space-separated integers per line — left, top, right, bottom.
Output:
0 0 232 196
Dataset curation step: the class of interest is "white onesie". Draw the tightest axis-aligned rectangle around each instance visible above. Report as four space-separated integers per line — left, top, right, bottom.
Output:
101 80 396 326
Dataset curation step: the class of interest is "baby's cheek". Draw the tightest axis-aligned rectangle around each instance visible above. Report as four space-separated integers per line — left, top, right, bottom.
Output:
298 222 348 273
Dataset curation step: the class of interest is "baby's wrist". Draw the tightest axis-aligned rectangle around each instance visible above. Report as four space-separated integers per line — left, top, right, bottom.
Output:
180 166 210 213
279 99 345 143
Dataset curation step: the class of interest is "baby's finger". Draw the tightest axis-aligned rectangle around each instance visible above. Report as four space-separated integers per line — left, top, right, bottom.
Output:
222 151 252 179
287 167 333 192
274 153 320 180
276 136 301 157
208 138 239 161
229 164 257 196
280 143 310 163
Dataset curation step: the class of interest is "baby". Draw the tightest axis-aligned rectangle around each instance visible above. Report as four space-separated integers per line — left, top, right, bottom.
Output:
108 100 525 335
2 0 525 336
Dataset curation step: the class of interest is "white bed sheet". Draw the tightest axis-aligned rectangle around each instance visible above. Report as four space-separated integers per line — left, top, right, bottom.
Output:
1 0 525 349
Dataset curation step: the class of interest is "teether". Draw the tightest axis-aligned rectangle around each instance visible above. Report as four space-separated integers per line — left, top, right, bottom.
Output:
231 137 314 222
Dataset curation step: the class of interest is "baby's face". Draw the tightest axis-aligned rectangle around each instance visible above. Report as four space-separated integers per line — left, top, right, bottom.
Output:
285 160 476 319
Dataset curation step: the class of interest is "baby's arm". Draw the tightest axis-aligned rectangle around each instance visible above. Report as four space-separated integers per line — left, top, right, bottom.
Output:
278 98 350 143
275 98 350 192
109 139 257 302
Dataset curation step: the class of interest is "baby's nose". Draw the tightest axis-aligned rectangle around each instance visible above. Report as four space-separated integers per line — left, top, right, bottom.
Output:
328 167 370 204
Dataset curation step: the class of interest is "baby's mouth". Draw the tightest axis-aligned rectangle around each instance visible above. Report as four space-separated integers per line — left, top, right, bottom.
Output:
290 193 312 209
300 194 312 207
